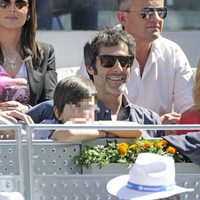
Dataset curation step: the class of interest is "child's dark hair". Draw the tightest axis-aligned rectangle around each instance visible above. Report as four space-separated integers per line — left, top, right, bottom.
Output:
53 76 97 117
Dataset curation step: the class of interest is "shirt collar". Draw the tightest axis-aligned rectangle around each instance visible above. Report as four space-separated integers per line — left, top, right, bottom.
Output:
151 36 165 62
96 95 132 121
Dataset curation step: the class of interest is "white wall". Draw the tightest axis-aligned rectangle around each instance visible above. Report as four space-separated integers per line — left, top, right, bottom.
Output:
36 31 200 68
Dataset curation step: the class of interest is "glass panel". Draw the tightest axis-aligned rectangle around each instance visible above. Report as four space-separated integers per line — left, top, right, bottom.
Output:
35 0 200 31
164 0 200 31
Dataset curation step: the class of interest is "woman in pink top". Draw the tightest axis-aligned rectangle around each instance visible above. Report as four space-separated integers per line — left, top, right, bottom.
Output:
0 0 57 113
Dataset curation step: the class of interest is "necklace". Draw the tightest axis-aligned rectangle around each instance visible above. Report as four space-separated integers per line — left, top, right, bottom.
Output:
5 50 17 71
2 48 22 71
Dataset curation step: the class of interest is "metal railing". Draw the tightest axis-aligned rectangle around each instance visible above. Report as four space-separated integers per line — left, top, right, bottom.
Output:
0 124 199 200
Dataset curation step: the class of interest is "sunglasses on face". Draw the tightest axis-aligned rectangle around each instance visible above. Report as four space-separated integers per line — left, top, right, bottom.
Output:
123 7 167 19
0 0 29 10
97 55 134 68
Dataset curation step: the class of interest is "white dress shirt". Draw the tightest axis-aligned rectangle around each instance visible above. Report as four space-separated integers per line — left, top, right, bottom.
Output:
76 36 194 115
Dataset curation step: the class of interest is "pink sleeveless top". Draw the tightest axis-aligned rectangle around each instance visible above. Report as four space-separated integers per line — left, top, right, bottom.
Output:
0 63 30 104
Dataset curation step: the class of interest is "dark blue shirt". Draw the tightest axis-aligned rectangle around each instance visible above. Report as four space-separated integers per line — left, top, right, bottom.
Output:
26 96 162 138
26 100 54 123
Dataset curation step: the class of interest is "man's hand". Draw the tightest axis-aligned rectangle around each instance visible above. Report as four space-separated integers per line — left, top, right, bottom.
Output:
160 112 181 135
160 112 181 124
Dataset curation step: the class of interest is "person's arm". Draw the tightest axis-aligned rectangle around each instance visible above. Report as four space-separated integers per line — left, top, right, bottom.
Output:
51 129 106 142
38 43 57 102
173 45 194 114
163 133 200 164
25 100 54 123
51 121 143 142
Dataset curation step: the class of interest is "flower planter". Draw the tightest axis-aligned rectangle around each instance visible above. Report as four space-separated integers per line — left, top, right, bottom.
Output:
175 163 200 174
82 163 200 174
82 163 129 174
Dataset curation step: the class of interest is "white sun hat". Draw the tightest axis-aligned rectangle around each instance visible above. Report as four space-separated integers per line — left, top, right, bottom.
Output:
0 192 24 200
107 153 194 200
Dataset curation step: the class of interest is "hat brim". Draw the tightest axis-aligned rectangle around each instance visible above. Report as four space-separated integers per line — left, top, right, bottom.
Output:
107 175 194 200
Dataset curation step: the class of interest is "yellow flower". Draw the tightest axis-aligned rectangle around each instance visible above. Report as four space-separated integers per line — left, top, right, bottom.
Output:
142 141 152 149
129 144 137 149
155 140 167 148
162 140 168 147
155 141 163 148
166 146 176 155
119 147 128 156
117 143 128 156
117 143 129 150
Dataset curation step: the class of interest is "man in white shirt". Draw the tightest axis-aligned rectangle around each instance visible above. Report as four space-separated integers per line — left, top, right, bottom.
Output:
77 0 194 124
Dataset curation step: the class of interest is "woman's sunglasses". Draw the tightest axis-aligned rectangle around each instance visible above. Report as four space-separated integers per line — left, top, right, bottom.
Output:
97 55 134 68
123 7 168 19
0 0 29 10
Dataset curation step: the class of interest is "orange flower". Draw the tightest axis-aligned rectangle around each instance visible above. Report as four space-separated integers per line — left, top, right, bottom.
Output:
161 140 168 147
155 140 167 148
142 141 152 149
117 143 128 156
155 141 163 148
118 147 128 156
117 143 129 150
166 146 176 155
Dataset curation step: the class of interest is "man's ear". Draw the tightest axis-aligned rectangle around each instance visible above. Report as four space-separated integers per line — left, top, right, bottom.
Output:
117 11 127 25
86 65 94 75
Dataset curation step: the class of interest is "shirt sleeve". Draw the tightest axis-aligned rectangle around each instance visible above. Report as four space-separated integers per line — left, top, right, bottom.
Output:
26 100 54 123
33 119 56 139
163 133 200 164
173 45 194 113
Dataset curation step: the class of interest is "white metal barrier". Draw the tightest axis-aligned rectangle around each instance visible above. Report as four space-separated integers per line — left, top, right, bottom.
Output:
0 125 23 194
0 124 200 200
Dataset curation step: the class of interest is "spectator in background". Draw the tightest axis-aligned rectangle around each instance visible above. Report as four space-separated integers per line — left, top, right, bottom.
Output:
117 0 194 123
71 0 98 30
0 0 57 113
176 59 200 135
77 0 194 125
36 0 53 30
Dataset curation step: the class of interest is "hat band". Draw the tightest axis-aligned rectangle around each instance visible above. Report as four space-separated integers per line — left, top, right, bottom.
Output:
127 182 175 192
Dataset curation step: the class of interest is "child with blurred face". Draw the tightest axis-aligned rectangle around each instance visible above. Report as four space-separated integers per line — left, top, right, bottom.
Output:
53 76 97 124
34 76 108 141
